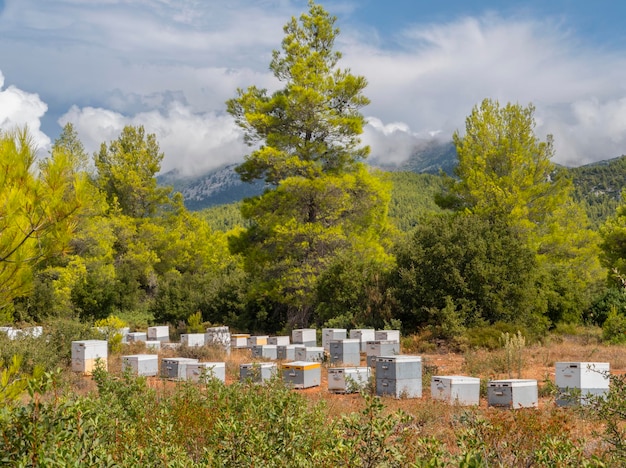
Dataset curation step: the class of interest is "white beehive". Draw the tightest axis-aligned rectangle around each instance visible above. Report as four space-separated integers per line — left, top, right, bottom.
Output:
240 363 278 383
205 326 231 353
329 339 361 366
277 344 297 361
180 333 205 347
186 362 226 383
349 329 376 352
487 379 538 409
122 354 159 377
72 340 108 374
295 346 325 362
322 328 347 350
268 335 290 346
282 361 321 388
231 334 250 349
145 340 161 351
23 326 43 338
328 367 371 393
147 325 170 342
160 357 199 379
431 375 480 406
292 328 317 347
181 333 205 347
247 335 269 348
126 332 147 343
375 355 422 399
251 344 278 360
366 340 400 367
375 330 400 342
555 362 610 406
0 327 20 340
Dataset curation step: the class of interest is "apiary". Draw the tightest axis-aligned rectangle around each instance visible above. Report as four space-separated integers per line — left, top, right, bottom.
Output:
180 333 205 347
186 362 226 383
555 362 610 406
282 361 321 389
125 332 147 343
328 367 370 393
160 357 199 380
205 326 231 352
71 340 108 374
322 328 347 350
292 328 317 347
431 375 480 406
277 344 297 360
487 379 538 409
374 330 400 342
240 363 278 383
251 344 278 360
122 354 159 377
231 334 250 349
329 339 361 366
268 335 290 346
295 346 325 362
366 340 400 367
349 329 376 352
147 325 169 342
375 355 422 399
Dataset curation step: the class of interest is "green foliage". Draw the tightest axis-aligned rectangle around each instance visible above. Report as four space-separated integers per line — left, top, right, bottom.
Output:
332 393 411 467
500 330 526 378
586 287 626 326
392 214 543 333
387 172 445 232
226 2 393 328
187 311 204 333
94 315 128 353
0 127 87 311
601 306 626 344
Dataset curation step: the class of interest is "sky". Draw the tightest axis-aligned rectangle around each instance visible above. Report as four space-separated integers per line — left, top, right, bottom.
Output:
1 0 626 175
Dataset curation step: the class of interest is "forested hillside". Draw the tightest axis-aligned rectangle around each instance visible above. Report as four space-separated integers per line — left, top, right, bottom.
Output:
2 2 626 344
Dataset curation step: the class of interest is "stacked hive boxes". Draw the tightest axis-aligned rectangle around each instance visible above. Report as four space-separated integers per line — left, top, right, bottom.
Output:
322 328 346 351
329 339 361 366
555 362 610 406
72 340 108 374
292 328 316 347
375 355 422 398
147 326 169 342
349 328 375 352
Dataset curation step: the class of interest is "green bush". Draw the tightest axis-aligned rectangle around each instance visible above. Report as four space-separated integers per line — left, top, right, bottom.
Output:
602 306 626 344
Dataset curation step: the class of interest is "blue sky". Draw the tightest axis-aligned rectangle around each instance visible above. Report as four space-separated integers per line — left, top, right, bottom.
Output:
1 0 626 174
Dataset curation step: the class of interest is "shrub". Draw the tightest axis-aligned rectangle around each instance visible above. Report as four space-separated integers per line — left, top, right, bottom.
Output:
602 306 626 344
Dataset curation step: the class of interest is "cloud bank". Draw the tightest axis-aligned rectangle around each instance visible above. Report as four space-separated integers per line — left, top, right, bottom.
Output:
1 1 626 172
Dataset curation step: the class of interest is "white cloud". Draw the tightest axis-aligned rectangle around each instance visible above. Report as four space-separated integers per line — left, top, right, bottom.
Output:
0 71 50 151
59 102 248 176
4 2 626 171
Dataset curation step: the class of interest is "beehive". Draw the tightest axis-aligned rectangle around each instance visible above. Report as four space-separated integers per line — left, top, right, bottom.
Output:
431 375 480 406
487 379 538 409
292 328 317 347
186 362 226 383
366 340 400 367
349 328 375 352
160 357 199 379
71 340 108 375
375 355 422 399
295 346 325 362
328 367 370 393
555 362 610 406
147 325 169 342
282 361 321 389
322 328 347 350
328 339 361 366
240 363 278 383
122 354 159 377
